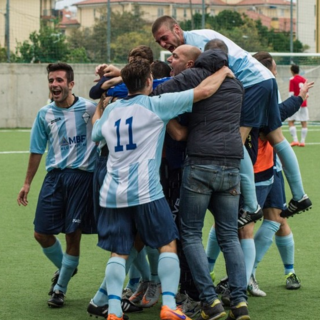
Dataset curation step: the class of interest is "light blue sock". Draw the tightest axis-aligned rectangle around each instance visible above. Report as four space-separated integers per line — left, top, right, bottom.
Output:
125 247 138 274
158 252 180 310
146 246 160 283
240 239 256 285
274 139 304 200
106 257 126 317
275 233 295 275
253 220 280 276
54 253 79 293
42 238 63 269
132 246 150 281
206 226 221 272
126 266 140 292
240 146 259 212
93 277 109 306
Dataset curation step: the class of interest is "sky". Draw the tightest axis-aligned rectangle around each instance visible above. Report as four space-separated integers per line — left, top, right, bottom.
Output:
55 0 79 10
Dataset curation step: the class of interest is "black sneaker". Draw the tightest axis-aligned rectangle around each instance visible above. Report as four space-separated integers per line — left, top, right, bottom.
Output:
215 276 229 295
196 299 226 320
121 298 143 313
238 205 263 229
221 288 231 307
87 299 129 320
226 302 250 320
280 195 312 218
48 290 65 308
285 273 301 290
48 268 78 295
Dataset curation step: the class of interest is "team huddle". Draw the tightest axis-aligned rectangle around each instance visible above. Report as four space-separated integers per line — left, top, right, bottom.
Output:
17 15 314 320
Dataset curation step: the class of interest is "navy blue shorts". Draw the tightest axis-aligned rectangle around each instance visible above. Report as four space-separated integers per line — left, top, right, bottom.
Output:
241 79 282 133
97 197 179 255
264 169 287 210
34 169 96 235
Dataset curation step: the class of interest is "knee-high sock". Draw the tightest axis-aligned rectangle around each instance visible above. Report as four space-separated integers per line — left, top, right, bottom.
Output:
253 220 280 276
54 253 79 293
301 128 308 143
146 246 160 283
274 139 304 200
240 239 256 285
276 233 295 275
158 252 180 310
132 246 150 281
240 146 259 212
42 238 63 269
289 126 298 142
206 227 221 272
93 276 109 306
106 257 126 317
126 265 140 291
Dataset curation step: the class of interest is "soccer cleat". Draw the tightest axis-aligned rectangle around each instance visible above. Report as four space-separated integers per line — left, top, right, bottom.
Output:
106 314 125 320
290 141 300 147
195 299 226 320
160 305 192 320
176 291 187 306
48 267 78 295
47 290 65 308
129 280 149 305
141 281 161 308
226 302 250 320
285 273 301 290
247 275 266 297
238 205 263 229
121 298 143 313
215 276 229 295
182 294 201 317
299 142 305 147
122 288 133 299
280 194 312 218
87 299 109 318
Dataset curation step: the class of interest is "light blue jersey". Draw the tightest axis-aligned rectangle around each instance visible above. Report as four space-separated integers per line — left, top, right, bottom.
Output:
183 29 274 88
92 90 193 208
30 97 97 172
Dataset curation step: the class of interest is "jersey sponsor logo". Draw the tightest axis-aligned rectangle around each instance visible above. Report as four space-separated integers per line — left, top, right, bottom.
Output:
50 117 61 124
72 219 81 223
82 112 90 124
60 137 69 146
68 135 86 145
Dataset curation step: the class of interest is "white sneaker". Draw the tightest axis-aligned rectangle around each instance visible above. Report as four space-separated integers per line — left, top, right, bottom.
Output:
141 281 161 308
247 275 266 297
182 294 201 317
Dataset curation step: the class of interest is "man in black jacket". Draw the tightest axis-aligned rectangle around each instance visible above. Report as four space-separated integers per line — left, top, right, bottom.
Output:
153 46 249 320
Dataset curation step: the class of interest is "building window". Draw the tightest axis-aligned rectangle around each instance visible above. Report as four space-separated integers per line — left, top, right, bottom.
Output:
172 7 176 18
210 8 215 16
184 8 187 17
158 8 164 17
195 9 200 14
280 9 284 17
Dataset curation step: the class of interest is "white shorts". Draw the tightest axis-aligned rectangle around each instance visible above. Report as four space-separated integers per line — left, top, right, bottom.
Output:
287 107 309 122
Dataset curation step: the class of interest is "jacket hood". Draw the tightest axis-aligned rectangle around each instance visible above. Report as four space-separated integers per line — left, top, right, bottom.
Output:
194 49 228 73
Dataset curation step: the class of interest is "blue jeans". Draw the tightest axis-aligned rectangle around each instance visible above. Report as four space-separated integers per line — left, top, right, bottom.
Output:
179 163 247 307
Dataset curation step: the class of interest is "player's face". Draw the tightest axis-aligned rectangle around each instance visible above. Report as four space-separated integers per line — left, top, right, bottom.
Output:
153 25 183 52
167 47 189 76
48 70 74 104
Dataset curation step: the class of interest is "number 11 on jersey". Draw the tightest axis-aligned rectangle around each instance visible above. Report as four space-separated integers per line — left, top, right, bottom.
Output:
114 117 137 152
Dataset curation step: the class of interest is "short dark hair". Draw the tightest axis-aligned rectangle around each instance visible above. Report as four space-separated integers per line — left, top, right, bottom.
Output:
151 60 171 79
121 60 151 94
152 15 178 34
46 63 74 83
252 51 273 71
291 64 300 74
204 39 229 54
128 45 154 64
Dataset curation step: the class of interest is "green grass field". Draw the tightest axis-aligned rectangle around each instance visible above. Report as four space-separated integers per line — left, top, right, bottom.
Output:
0 125 319 320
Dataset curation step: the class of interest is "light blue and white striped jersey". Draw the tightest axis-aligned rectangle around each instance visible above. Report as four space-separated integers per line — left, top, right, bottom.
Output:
92 90 194 208
183 29 274 88
30 97 97 172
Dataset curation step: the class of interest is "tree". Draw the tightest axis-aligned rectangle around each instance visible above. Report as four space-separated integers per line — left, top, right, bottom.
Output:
16 23 69 63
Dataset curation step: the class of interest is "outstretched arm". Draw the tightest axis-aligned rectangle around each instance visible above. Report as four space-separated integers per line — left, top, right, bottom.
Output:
17 153 43 206
166 119 188 141
193 66 235 103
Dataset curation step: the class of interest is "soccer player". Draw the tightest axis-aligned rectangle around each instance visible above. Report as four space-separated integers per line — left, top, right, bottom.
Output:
152 15 312 222
17 63 97 308
91 59 233 320
287 64 309 147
